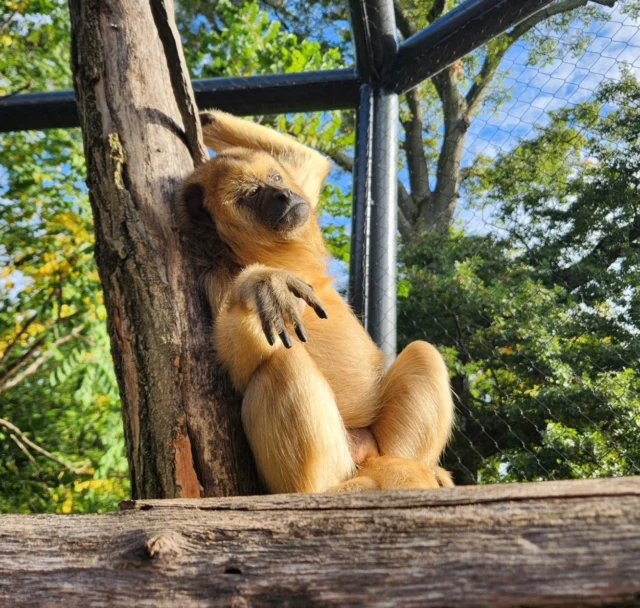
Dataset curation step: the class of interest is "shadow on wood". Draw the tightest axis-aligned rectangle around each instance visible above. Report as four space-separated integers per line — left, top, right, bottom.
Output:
1 477 640 607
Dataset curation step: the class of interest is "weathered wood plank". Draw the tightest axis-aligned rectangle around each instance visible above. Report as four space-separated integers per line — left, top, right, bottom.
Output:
1 478 640 607
121 475 640 511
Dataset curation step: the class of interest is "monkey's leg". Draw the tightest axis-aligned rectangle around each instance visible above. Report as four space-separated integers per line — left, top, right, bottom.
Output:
371 341 454 482
242 343 355 494
216 265 353 493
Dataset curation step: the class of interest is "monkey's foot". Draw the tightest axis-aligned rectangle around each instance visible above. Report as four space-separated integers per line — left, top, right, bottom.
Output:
328 456 454 493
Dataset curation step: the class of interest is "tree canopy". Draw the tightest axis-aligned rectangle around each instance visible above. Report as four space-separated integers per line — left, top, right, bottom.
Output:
399 72 640 483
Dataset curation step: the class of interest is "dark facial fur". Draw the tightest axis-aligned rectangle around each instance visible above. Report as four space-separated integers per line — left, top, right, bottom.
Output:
239 185 309 233
180 157 311 244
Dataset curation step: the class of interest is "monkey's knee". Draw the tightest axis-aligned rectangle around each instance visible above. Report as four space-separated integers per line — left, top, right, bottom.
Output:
373 341 454 465
395 340 449 380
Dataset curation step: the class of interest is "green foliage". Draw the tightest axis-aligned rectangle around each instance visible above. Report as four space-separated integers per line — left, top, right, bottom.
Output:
0 324 128 514
182 0 345 76
399 76 640 484
0 0 127 513
0 0 72 96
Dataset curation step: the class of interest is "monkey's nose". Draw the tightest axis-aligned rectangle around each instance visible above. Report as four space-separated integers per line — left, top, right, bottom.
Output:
275 189 291 204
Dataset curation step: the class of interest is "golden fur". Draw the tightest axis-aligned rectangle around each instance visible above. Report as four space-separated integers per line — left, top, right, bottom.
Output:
178 109 455 494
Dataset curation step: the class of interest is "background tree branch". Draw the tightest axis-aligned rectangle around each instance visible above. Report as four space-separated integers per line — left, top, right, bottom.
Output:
0 325 84 394
402 88 430 211
0 417 88 475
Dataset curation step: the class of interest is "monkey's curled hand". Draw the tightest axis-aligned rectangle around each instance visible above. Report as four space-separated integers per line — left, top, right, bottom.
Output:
237 268 328 349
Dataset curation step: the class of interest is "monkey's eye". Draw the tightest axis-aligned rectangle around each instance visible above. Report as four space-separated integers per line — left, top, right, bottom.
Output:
271 173 283 184
245 186 260 198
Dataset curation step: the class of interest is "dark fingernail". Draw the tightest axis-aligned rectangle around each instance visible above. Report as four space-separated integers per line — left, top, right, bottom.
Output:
266 332 276 346
295 325 308 342
317 305 328 319
279 331 293 349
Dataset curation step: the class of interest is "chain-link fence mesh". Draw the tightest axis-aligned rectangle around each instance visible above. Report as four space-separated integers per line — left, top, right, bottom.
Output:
386 4 640 485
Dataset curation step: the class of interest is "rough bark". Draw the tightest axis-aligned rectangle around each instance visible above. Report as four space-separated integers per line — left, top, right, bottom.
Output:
68 0 261 498
1 478 640 606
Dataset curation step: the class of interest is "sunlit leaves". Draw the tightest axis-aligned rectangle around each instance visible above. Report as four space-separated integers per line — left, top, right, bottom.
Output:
0 0 126 514
399 76 640 484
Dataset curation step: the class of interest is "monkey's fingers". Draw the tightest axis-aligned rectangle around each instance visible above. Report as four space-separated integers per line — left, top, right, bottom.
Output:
272 314 293 349
286 277 328 320
278 329 293 349
301 292 328 320
254 283 278 346
259 314 277 347
293 324 308 343
267 298 293 349
281 298 308 343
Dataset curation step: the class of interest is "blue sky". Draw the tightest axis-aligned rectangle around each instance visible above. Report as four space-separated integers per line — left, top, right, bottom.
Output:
322 5 640 285
456 4 640 234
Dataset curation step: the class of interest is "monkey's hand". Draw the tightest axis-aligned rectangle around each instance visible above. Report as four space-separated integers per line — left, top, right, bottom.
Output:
236 268 328 349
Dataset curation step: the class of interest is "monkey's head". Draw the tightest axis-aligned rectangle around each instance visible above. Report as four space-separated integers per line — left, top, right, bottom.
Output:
179 149 320 265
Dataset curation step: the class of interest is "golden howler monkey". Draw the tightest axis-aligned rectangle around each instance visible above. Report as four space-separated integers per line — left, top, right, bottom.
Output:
178 110 454 494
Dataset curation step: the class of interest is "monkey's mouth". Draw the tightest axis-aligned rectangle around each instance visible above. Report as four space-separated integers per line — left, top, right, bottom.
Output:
275 202 309 230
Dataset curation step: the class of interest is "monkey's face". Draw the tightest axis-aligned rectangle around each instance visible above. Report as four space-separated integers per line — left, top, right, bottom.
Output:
236 168 310 235
182 151 312 253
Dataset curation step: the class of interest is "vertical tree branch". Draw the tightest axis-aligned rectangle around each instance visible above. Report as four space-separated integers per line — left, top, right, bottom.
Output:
401 88 430 214
149 0 208 167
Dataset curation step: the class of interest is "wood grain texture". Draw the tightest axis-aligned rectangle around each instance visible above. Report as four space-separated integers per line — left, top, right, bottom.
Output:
68 0 261 499
2 478 640 607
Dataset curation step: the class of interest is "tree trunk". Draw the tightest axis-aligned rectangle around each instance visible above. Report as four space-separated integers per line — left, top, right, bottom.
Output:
68 0 261 498
425 112 470 233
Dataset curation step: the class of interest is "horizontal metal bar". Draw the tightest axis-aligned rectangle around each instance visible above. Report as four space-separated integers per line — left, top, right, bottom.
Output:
0 90 77 133
385 0 557 94
194 70 360 115
0 70 361 133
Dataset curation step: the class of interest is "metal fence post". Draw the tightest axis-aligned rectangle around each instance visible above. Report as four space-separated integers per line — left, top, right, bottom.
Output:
368 88 398 359
348 0 399 359
364 0 400 361
349 84 374 324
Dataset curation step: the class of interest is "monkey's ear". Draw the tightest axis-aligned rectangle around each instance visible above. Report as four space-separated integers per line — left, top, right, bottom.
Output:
182 183 213 225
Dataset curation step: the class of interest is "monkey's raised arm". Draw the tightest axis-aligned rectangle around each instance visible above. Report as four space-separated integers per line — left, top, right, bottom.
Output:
199 109 331 205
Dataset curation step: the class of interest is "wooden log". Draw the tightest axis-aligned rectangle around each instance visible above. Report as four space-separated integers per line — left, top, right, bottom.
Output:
1 477 640 607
